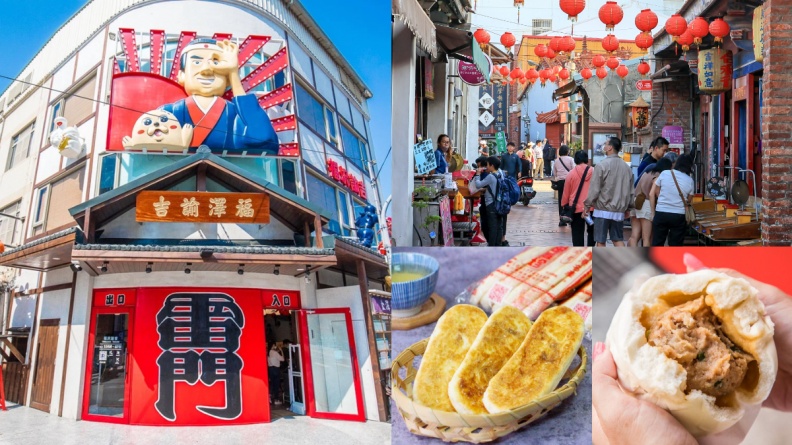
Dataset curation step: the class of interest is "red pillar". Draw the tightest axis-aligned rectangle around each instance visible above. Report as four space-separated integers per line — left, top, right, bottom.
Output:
761 0 792 244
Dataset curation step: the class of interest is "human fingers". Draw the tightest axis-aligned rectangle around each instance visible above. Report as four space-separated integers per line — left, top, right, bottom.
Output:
594 346 697 445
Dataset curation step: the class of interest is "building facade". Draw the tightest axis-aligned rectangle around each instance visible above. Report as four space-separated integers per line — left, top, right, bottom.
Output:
0 0 389 425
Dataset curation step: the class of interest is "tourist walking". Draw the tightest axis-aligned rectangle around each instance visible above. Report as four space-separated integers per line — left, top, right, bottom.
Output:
651 154 695 246
533 140 544 178
635 137 669 185
543 138 555 178
478 139 490 157
628 158 672 246
470 156 505 246
552 145 575 227
517 147 533 179
500 141 521 179
583 137 634 247
561 150 594 246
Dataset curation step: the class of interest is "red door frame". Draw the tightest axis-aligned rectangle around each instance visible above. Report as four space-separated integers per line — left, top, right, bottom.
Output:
81 306 135 424
297 308 366 422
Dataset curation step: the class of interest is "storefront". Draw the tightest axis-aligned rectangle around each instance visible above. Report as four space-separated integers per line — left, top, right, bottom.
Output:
0 0 389 425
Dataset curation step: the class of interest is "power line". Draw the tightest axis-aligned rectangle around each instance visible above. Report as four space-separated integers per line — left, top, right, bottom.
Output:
0 73 374 164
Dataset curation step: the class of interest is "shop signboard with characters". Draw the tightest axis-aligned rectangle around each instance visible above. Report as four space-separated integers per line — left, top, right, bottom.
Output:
106 29 298 157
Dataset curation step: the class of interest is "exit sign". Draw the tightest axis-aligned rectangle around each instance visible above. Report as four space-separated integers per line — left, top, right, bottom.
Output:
636 80 653 91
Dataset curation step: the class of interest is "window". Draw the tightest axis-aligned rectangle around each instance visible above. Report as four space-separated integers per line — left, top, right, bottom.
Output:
33 186 49 227
295 81 338 145
306 174 341 234
44 166 86 231
340 123 369 172
98 154 119 195
6 122 35 171
532 19 552 35
48 99 64 133
62 75 97 126
337 190 352 236
280 159 299 195
0 201 22 246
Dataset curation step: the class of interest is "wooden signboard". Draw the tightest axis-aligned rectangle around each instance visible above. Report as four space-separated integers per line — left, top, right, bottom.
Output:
136 191 270 224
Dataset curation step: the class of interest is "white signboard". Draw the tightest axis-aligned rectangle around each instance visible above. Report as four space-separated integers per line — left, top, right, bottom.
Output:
479 93 494 109
479 111 495 127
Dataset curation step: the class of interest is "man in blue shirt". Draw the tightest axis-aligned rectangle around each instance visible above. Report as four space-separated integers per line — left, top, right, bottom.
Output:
635 137 669 185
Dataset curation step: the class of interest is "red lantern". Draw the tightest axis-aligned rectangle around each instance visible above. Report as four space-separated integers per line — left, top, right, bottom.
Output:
559 68 571 80
520 77 528 84
561 36 576 53
689 17 709 45
606 56 620 70
534 43 548 58
616 64 629 78
677 28 694 52
549 73 558 82
665 14 687 42
602 34 620 53
581 67 593 80
511 67 524 80
499 65 510 77
546 47 557 59
526 68 539 81
599 1 624 32
540 69 550 80
635 32 653 51
637 61 650 76
549 36 562 53
560 0 586 22
592 54 606 68
596 67 608 79
500 32 516 51
553 65 562 75
709 18 730 44
474 28 491 49
635 9 658 33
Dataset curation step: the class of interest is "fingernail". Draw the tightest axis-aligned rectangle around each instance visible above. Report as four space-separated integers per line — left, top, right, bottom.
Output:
683 253 707 271
594 342 605 361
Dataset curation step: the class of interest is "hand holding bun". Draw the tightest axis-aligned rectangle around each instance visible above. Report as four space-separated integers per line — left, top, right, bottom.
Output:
606 270 777 437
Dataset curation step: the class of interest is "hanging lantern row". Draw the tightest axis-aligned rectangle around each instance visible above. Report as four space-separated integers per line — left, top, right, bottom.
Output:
599 1 624 32
560 0 586 23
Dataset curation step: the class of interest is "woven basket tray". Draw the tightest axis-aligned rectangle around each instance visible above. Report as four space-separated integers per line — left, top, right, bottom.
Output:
391 338 588 443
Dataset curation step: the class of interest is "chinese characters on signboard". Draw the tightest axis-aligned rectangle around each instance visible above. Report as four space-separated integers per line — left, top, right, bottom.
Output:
136 191 270 224
413 139 437 174
155 293 245 421
479 84 508 135
698 49 733 94
326 159 367 199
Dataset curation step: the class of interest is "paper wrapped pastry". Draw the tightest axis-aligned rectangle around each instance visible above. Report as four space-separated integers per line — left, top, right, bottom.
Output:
606 270 777 436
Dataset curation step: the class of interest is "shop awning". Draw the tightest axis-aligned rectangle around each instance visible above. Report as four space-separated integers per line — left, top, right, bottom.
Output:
392 0 437 58
553 80 583 102
0 227 78 271
70 243 337 276
69 151 333 238
332 237 388 280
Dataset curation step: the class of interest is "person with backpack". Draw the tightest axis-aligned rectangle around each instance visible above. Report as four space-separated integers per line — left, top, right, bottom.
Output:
471 156 511 246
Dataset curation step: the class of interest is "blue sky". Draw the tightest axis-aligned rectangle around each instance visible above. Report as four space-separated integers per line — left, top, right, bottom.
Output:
1 0 392 208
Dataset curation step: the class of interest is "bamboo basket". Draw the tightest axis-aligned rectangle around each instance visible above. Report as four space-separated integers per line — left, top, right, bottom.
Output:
391 338 588 443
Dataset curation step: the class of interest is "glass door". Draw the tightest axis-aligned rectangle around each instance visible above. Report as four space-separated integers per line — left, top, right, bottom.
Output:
81 308 133 423
288 344 305 415
297 309 365 421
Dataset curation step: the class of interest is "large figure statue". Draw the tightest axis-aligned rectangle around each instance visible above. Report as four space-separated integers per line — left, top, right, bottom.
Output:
355 205 379 248
160 38 279 154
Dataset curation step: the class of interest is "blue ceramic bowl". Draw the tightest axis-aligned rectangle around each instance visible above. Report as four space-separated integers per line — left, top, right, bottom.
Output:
391 253 440 317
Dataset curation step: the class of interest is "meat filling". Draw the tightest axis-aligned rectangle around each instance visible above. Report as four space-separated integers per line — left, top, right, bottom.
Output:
647 297 753 397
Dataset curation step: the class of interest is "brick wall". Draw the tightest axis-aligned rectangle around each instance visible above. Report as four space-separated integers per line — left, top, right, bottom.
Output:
508 81 521 145
650 59 693 145
762 0 792 245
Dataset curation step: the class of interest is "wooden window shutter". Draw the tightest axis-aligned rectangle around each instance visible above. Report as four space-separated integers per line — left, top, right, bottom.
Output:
45 167 85 231
62 75 97 126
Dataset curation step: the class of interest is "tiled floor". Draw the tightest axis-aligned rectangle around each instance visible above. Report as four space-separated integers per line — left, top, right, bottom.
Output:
0 403 390 445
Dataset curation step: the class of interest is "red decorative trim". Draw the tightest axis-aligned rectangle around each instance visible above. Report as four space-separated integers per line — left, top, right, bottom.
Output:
278 142 300 157
119 28 140 72
239 47 289 91
271 115 297 132
168 31 198 81
257 83 293 108
149 30 165 74
237 35 271 66
212 33 233 41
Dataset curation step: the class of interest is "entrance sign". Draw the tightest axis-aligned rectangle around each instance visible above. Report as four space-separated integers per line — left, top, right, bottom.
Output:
636 79 652 91
262 290 301 311
136 191 270 224
413 139 437 174
459 54 492 86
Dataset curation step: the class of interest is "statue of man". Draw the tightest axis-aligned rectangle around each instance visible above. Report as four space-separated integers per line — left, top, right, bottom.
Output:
160 38 279 154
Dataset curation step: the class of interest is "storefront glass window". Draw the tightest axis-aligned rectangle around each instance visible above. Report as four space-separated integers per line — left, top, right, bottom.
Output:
338 190 351 236
341 123 367 171
299 123 328 174
280 159 298 195
98 154 118 195
295 82 326 137
314 67 335 107
88 313 129 417
289 42 314 86
306 312 359 415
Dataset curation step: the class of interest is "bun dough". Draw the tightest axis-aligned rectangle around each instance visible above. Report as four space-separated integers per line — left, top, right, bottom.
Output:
606 270 777 436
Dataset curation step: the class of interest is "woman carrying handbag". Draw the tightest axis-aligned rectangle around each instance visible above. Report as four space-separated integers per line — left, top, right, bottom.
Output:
650 154 695 246
552 145 575 227
560 151 594 246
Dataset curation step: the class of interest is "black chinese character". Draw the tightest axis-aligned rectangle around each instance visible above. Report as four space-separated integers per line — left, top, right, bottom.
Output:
155 293 245 421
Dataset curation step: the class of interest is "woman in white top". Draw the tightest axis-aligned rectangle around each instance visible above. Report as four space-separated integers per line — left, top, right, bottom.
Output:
650 154 695 246
628 158 672 246
268 343 285 404
552 145 575 227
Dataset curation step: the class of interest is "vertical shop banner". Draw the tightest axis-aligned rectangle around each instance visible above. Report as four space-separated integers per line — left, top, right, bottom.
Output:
495 131 507 154
479 85 495 135
128 288 269 425
438 195 454 246
492 84 507 132
414 140 437 174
